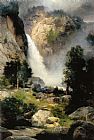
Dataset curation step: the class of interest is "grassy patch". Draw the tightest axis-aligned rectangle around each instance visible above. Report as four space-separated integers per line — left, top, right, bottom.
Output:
12 89 50 109
47 29 59 43
60 115 73 128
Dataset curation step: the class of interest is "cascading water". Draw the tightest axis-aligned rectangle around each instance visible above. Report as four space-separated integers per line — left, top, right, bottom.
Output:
26 20 94 87
26 34 62 86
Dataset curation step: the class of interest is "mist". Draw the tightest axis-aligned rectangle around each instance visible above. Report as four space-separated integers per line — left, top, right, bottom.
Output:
18 0 94 21
2 0 94 21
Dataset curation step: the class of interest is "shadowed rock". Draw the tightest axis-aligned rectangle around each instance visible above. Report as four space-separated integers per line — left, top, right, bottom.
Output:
0 1 28 57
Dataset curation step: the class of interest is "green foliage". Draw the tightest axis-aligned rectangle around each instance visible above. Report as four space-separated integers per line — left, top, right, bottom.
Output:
64 46 86 111
60 115 73 128
1 96 37 128
51 10 65 17
47 29 59 43
4 60 32 88
17 60 32 87
0 76 10 89
4 60 20 86
86 57 94 95
64 46 94 112
51 105 64 118
1 97 24 118
87 33 94 46
64 46 85 91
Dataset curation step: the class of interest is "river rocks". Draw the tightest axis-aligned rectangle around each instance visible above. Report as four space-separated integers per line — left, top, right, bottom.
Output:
32 110 51 127
69 106 94 123
67 120 94 140
0 126 12 140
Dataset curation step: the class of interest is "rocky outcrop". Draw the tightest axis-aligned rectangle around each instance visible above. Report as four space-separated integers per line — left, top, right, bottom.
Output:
0 16 23 74
1 2 28 56
28 10 82 58
0 2 27 74
67 120 94 140
69 106 94 123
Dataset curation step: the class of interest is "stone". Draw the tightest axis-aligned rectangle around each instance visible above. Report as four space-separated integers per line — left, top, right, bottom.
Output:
4 136 37 140
8 128 44 138
67 120 94 140
0 126 12 140
54 122 60 127
0 91 9 100
44 124 55 128
24 111 33 119
62 95 71 104
32 110 51 127
47 117 60 124
69 106 94 123
45 122 60 128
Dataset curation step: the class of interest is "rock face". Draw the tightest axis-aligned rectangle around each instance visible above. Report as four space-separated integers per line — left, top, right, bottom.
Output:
0 17 23 74
0 2 27 75
32 109 51 127
67 121 94 140
23 6 82 59
69 106 94 123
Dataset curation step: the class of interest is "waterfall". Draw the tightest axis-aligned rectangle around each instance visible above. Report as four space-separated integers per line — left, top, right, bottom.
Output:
26 34 62 86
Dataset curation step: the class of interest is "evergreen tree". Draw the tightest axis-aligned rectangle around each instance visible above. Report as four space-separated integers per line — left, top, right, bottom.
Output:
4 60 32 88
64 46 86 111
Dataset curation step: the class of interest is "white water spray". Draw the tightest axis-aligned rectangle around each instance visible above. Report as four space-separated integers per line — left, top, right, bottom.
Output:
26 34 62 86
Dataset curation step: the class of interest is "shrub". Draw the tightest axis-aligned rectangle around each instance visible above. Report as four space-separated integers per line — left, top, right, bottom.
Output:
47 29 59 43
0 76 10 89
51 105 64 118
60 115 73 128
87 33 94 46
1 97 37 128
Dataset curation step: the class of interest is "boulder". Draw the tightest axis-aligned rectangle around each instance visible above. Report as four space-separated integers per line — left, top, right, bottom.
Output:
45 122 60 128
4 136 36 140
69 106 94 123
47 117 60 124
32 110 51 127
62 95 71 104
0 126 12 140
8 128 43 138
44 124 56 128
0 91 9 100
24 111 33 119
67 120 94 140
